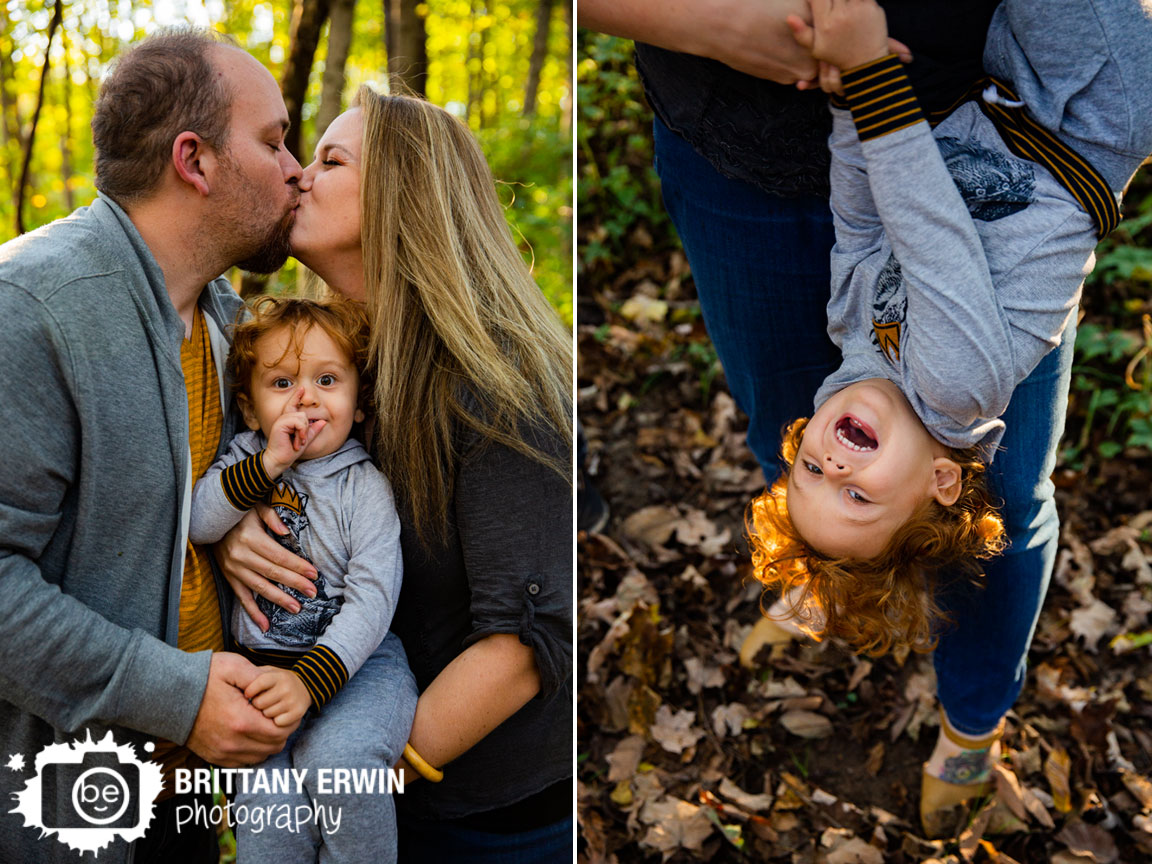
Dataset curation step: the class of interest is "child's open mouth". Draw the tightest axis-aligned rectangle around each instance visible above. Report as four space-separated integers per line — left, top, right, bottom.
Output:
835 415 878 452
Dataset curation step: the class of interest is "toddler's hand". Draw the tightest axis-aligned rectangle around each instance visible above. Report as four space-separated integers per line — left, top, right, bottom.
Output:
262 389 326 477
787 0 891 72
244 667 313 727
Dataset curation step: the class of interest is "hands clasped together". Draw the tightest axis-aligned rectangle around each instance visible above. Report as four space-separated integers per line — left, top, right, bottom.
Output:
788 0 909 94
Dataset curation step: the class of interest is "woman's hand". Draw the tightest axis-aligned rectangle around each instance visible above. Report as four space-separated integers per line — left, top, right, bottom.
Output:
213 507 317 631
786 0 891 73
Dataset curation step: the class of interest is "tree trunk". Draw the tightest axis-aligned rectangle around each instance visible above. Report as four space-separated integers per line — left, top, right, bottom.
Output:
561 0 572 133
465 0 478 121
523 0 555 118
16 0 63 236
473 10 487 127
61 29 75 212
316 0 355 138
385 0 426 96
280 0 331 162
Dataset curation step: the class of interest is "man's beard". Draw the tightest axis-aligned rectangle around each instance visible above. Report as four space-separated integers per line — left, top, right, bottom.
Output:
234 207 295 274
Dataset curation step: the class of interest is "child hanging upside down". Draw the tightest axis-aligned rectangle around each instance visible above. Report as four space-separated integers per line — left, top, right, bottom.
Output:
746 0 1152 836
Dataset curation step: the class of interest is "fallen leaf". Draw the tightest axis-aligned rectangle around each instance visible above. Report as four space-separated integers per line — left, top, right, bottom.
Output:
621 506 681 548
610 780 633 807
760 676 808 699
993 763 1030 823
993 763 1055 828
847 660 872 692
1121 591 1152 630
824 836 884 864
637 796 714 853
683 657 725 694
1121 770 1152 810
1056 531 1097 606
1045 748 1073 813
673 507 731 556
619 293 668 324
717 776 773 813
865 742 885 776
1069 599 1118 653
606 735 646 782
712 703 751 738
1056 821 1119 864
779 710 833 739
649 705 705 754
774 772 809 810
1120 540 1152 585
613 571 660 612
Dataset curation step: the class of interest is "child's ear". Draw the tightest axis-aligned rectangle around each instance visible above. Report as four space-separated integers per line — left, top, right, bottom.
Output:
237 393 261 431
354 407 365 424
931 457 962 507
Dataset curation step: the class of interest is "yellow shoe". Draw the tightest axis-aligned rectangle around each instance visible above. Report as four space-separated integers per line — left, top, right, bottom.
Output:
919 711 1004 838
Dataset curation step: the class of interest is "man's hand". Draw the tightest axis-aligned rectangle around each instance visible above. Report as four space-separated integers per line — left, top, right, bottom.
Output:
186 653 297 767
261 388 326 478
786 0 891 72
245 667 312 728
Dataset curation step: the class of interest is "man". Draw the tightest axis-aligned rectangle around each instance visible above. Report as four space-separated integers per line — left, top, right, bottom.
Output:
0 29 302 862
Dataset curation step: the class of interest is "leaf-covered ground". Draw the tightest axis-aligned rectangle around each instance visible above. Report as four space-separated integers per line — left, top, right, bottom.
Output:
576 246 1152 863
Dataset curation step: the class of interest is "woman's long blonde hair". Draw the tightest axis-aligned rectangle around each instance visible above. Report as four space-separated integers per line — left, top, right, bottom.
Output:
356 85 572 537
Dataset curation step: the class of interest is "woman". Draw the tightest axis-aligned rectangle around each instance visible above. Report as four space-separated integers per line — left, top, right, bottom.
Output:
216 86 573 860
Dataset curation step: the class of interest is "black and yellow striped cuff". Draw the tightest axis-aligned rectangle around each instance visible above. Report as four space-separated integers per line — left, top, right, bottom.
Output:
841 54 925 142
291 644 349 710
221 450 274 511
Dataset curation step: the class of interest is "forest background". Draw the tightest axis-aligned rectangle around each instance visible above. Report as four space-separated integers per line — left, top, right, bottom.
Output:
577 31 1152 864
0 0 573 322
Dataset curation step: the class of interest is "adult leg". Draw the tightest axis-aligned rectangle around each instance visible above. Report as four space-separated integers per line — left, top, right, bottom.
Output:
652 118 840 481
294 632 419 864
932 321 1075 734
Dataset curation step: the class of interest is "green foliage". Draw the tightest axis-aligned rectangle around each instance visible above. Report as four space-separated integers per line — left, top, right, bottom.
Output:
0 0 571 322
1063 176 1152 467
576 31 679 278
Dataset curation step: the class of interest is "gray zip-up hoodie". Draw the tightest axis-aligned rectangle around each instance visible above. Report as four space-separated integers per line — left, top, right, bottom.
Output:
815 0 1152 457
0 196 243 862
190 431 402 700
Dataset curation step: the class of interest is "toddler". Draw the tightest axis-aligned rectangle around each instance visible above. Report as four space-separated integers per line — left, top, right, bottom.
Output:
750 0 1152 655
190 296 417 863
746 0 1152 835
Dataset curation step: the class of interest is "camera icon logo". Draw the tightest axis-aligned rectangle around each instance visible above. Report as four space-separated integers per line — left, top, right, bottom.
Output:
10 730 164 856
42 750 139 829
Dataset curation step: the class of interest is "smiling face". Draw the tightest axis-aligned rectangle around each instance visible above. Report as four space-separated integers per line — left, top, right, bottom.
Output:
785 379 962 558
239 323 364 461
292 108 364 298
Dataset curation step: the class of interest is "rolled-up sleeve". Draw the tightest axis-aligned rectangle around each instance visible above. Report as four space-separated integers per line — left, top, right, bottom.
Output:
454 424 572 700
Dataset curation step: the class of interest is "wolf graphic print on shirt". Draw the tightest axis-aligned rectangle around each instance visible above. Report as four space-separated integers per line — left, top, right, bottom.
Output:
257 480 343 648
868 134 1038 365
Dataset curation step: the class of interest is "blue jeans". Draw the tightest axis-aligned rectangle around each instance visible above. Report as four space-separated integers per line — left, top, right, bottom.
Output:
653 118 1072 736
233 632 419 864
398 817 573 863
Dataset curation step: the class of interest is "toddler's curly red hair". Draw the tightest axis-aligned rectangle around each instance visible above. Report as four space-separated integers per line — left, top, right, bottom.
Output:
746 418 1006 656
228 295 372 409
